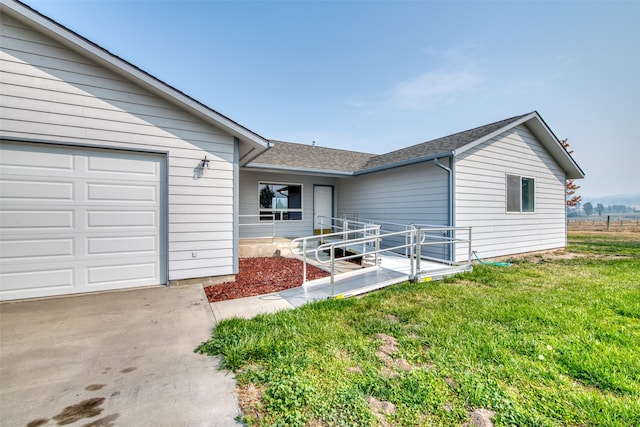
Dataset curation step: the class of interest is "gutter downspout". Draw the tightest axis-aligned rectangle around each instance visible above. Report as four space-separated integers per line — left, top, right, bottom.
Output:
434 157 453 262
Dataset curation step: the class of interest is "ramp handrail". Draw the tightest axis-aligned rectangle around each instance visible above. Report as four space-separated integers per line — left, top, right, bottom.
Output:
317 215 377 237
290 226 377 285
292 217 473 296
342 215 415 233
327 215 416 256
413 226 472 273
313 228 415 296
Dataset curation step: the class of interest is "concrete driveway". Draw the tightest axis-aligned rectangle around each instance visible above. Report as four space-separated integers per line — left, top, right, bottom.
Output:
0 285 241 427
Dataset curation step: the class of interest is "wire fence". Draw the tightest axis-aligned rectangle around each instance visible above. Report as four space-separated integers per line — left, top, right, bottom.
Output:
567 217 640 232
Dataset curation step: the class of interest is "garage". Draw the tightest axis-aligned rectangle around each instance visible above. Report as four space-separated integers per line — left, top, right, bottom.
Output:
0 142 166 301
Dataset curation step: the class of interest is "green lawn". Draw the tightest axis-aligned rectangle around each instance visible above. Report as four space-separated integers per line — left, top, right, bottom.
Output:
197 233 640 426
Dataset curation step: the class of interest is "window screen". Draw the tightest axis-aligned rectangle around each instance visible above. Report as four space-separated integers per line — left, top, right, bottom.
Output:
507 175 535 213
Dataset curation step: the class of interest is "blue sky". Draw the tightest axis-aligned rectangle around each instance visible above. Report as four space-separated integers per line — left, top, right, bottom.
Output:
24 0 639 198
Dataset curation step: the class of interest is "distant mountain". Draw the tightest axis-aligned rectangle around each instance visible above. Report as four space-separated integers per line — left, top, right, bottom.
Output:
582 193 640 208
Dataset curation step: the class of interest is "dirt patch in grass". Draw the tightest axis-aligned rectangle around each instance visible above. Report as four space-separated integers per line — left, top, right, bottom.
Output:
374 333 416 377
374 333 399 360
237 383 265 424
464 408 496 427
368 396 396 427
509 249 588 263
204 257 329 303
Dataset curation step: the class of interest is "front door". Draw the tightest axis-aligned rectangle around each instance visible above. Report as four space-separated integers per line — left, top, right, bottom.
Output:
313 185 333 234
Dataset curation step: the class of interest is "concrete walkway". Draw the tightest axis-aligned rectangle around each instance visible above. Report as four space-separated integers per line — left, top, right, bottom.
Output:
210 253 470 322
211 291 295 321
210 266 408 321
0 285 241 427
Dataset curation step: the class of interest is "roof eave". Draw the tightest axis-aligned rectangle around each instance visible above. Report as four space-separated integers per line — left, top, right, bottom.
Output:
454 111 585 180
243 163 356 177
355 151 454 176
524 113 586 180
453 113 537 157
2 0 270 156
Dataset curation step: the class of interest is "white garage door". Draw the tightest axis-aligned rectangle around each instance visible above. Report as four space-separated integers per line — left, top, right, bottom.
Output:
0 142 166 301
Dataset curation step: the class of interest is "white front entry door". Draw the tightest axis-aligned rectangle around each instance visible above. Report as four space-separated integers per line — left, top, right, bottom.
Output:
313 185 333 234
0 142 166 301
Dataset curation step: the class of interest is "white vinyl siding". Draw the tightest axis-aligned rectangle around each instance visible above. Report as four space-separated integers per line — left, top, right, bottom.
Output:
337 161 449 226
239 170 336 238
1 14 237 284
336 162 450 259
455 125 567 260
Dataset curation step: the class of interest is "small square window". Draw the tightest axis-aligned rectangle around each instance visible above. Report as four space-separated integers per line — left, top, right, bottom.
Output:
507 175 535 213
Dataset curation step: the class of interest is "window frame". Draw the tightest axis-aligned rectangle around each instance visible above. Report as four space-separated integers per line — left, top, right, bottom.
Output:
506 174 535 213
258 181 303 221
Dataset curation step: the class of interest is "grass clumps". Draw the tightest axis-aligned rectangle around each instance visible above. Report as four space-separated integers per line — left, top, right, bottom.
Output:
196 233 640 426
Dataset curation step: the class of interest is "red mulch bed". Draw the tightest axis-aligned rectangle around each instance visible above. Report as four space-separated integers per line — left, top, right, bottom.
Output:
204 257 329 303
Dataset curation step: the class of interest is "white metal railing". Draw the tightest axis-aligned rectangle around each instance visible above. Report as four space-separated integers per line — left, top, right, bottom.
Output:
413 225 473 273
239 214 275 243
343 216 450 258
318 215 417 256
294 222 473 297
317 215 374 238
290 225 380 285
314 228 414 296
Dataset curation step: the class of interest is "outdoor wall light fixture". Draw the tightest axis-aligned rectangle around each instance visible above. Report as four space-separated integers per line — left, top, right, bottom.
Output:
200 156 210 169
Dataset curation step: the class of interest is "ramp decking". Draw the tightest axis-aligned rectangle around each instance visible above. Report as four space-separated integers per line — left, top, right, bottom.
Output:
280 251 471 307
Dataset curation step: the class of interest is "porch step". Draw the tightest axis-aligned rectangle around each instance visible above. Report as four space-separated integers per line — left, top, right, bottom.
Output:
239 238 295 258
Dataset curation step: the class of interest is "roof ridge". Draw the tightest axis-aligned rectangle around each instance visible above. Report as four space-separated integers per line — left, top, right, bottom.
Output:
250 113 540 175
268 140 377 156
358 113 532 171
380 113 531 157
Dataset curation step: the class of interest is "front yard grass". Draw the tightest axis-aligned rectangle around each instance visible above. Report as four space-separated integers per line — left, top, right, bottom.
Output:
197 233 640 426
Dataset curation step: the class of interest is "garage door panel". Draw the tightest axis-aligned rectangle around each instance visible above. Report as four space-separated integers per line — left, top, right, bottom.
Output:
87 210 157 228
0 144 74 171
0 269 74 293
0 210 74 229
87 263 157 286
87 183 157 202
88 236 156 255
0 238 74 259
87 154 159 176
0 180 74 200
0 142 166 300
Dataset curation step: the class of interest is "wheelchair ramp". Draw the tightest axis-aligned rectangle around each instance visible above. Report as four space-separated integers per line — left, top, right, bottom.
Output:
279 252 471 307
283 219 473 306
279 266 408 307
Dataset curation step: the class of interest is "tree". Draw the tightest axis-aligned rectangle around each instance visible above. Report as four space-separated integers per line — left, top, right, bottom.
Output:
596 203 605 216
583 202 593 216
259 185 275 209
561 139 581 207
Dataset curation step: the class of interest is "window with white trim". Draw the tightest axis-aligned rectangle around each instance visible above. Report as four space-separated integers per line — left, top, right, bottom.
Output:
259 182 303 221
506 175 535 213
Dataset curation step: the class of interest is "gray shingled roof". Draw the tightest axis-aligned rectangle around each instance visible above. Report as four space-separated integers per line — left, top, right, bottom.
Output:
248 114 530 174
249 141 376 173
360 114 528 171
